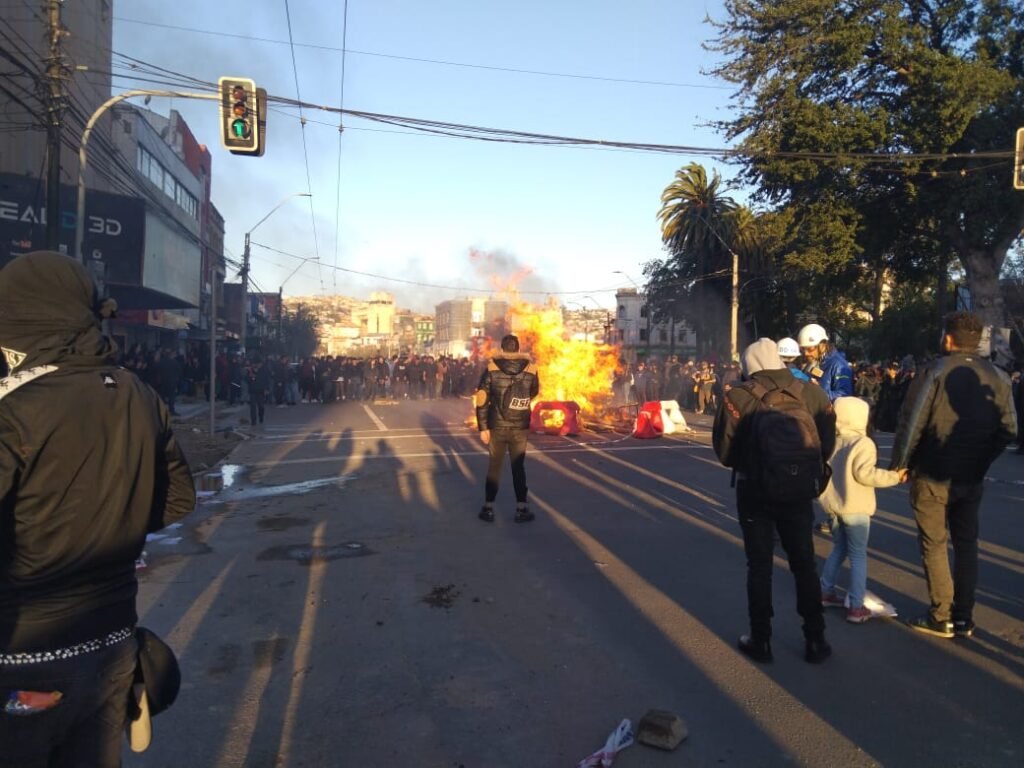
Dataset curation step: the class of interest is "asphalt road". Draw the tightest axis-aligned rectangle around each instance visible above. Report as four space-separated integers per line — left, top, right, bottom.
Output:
131 397 1024 768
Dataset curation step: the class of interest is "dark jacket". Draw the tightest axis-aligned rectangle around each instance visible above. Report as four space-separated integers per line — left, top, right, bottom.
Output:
890 352 1017 483
0 251 195 653
712 368 836 477
474 352 540 431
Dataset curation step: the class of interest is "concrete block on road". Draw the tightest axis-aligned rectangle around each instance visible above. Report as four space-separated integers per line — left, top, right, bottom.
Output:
636 709 687 751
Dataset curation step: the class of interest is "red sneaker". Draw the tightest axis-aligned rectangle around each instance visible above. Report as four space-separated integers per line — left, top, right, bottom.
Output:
822 591 845 608
846 606 872 623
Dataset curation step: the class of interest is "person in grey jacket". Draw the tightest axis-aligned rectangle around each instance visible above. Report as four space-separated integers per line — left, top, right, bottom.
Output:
891 311 1017 639
474 334 540 523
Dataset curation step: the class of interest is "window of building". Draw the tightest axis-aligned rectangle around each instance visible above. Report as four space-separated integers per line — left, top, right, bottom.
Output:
640 329 648 342
659 329 668 343
640 306 648 318
678 328 687 342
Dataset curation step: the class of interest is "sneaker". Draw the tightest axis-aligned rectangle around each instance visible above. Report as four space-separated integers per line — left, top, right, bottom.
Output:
908 615 954 638
478 506 495 523
737 634 773 663
953 620 976 638
821 591 845 608
846 606 873 624
805 637 832 663
514 506 535 523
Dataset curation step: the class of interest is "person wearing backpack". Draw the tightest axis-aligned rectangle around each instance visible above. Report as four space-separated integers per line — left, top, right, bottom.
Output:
819 397 908 623
713 338 837 664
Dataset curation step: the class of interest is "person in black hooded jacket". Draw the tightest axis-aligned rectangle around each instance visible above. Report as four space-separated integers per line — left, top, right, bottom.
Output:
0 251 195 766
474 334 540 523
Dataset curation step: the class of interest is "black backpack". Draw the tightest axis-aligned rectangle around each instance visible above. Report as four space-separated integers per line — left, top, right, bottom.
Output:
743 379 829 502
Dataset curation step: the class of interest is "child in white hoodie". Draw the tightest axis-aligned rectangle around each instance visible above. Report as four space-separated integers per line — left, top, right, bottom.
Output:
819 397 907 623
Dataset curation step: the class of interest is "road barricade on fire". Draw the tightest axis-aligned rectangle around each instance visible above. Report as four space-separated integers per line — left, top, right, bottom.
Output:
659 400 689 434
531 400 582 436
633 401 664 439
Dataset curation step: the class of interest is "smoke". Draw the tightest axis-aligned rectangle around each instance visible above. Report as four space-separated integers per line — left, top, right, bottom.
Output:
386 247 560 314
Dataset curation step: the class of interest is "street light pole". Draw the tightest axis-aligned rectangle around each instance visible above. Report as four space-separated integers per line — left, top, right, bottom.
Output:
238 192 311 356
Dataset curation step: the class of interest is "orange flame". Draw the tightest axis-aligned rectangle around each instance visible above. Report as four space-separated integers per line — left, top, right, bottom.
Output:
508 296 620 418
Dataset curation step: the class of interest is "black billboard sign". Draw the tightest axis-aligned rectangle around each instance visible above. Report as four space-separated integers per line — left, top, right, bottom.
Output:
0 173 144 284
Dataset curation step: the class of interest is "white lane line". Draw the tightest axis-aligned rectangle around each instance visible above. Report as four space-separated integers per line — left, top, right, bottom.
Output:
362 404 388 432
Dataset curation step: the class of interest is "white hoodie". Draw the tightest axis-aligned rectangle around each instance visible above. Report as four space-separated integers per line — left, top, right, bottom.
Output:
819 397 901 517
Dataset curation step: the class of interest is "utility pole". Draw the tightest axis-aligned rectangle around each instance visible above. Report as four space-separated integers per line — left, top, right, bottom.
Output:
44 0 65 250
730 249 739 361
240 233 251 356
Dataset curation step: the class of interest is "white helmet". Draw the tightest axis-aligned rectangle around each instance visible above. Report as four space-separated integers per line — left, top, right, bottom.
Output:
777 337 800 359
797 323 828 348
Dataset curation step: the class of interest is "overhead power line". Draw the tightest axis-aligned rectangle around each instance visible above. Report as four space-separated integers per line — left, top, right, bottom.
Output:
112 16 731 91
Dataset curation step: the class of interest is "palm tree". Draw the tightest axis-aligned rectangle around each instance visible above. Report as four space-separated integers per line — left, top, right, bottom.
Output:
658 163 740 356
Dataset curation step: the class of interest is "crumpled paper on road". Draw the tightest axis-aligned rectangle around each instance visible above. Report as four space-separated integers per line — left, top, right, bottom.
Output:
577 718 634 768
845 589 898 618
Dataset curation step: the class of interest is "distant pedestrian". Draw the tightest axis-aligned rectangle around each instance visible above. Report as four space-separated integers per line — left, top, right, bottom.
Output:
0 251 195 765
247 356 271 425
890 311 1017 638
475 334 540 523
712 338 836 663
819 397 907 623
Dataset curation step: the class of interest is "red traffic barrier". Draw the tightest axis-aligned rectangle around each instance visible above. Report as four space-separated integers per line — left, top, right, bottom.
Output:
633 401 664 439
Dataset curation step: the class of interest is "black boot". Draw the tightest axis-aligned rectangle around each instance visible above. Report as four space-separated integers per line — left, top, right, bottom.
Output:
805 635 832 663
478 505 495 522
737 634 773 663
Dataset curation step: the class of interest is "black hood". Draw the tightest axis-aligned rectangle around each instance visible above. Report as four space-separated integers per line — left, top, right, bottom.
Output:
0 251 117 373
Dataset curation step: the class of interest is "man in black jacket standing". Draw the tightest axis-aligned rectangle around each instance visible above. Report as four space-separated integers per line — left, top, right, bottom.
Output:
891 311 1017 639
713 338 836 664
475 334 540 523
0 252 196 766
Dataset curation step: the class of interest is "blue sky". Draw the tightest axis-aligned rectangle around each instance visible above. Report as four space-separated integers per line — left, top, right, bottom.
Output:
112 0 737 313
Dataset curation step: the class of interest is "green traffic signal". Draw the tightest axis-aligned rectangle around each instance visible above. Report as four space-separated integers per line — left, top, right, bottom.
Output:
231 118 251 139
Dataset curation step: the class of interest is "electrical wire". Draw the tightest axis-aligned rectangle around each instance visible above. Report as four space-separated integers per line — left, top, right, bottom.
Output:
112 15 733 92
283 0 323 292
332 0 349 290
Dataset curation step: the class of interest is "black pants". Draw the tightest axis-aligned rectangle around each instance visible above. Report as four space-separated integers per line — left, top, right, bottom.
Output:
485 428 529 504
911 477 982 624
0 635 137 767
249 390 266 424
737 482 825 641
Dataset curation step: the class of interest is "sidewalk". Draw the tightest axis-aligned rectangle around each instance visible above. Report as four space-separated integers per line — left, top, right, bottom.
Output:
171 396 247 428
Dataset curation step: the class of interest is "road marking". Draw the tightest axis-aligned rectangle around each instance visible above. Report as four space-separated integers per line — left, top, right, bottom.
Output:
361 404 388 431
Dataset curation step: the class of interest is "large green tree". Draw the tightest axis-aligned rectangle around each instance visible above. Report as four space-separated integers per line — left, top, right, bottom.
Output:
707 0 1024 328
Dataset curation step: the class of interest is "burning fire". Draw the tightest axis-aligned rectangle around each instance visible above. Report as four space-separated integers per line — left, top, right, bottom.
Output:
509 297 620 419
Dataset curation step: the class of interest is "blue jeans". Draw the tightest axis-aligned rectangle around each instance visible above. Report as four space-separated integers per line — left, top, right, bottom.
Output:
0 635 137 767
820 514 871 609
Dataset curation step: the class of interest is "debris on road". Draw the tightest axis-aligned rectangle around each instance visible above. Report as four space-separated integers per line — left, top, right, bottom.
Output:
636 709 687 750
422 584 460 609
577 718 634 767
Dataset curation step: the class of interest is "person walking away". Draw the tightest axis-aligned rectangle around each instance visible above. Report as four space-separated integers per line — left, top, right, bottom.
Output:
797 323 853 400
248 356 271 426
0 251 196 766
475 334 540 523
819 397 907 623
712 338 836 663
890 311 1017 638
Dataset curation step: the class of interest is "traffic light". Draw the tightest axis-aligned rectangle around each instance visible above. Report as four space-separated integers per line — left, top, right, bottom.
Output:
219 77 259 155
1015 127 1024 191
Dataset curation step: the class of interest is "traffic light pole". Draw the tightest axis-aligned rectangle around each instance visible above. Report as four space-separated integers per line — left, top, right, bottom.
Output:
240 233 250 355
